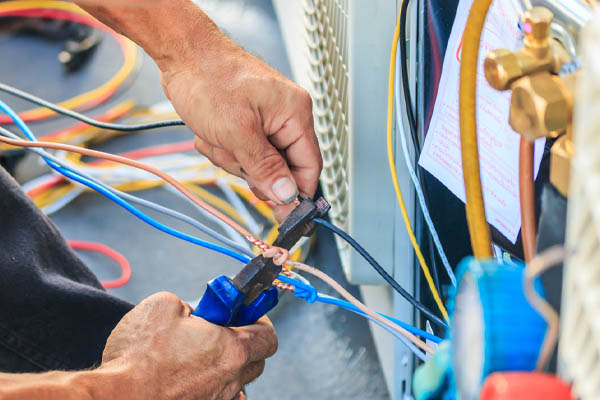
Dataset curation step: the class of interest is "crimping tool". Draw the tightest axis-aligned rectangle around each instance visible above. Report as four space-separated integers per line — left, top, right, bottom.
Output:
192 196 330 326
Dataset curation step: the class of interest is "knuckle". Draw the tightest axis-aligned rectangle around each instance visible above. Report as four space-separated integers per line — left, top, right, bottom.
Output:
145 292 185 314
265 326 278 357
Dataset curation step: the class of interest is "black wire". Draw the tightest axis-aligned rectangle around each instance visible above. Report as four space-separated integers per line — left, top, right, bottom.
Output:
399 0 420 153
0 82 185 131
399 0 444 297
313 217 448 329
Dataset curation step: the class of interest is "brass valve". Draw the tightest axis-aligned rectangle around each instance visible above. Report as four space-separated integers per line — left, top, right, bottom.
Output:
509 72 572 141
484 6 577 197
484 7 568 91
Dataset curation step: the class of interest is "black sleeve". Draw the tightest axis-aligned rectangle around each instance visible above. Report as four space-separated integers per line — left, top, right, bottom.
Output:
0 166 133 373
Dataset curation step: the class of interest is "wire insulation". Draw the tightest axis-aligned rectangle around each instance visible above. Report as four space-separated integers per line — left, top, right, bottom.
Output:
394 44 456 287
0 102 252 264
313 218 447 329
387 8 450 323
0 122 276 255
0 82 184 131
286 261 434 354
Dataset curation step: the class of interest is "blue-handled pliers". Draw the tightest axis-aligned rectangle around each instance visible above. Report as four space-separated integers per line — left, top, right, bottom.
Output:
193 197 330 326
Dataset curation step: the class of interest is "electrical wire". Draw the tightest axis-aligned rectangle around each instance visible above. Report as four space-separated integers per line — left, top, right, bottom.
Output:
394 44 456 287
276 273 430 360
318 294 427 361
398 0 444 298
459 0 494 259
0 82 185 131
0 101 252 264
0 116 278 256
387 7 450 324
313 218 447 329
315 294 442 344
68 240 132 289
524 246 566 371
399 0 420 153
2 101 438 354
519 138 537 262
13 135 255 259
286 260 435 354
0 2 138 123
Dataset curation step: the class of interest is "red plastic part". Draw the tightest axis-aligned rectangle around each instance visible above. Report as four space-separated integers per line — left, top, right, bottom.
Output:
480 372 572 400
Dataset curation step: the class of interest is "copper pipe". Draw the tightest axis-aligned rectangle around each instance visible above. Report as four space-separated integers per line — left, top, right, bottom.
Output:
519 138 537 262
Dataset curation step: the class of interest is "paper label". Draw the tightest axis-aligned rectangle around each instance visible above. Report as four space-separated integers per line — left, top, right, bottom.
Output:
418 0 545 243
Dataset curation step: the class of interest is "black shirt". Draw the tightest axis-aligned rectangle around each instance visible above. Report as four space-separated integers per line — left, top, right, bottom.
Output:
0 166 133 372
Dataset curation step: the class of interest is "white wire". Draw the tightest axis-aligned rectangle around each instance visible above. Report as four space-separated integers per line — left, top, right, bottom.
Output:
394 46 457 287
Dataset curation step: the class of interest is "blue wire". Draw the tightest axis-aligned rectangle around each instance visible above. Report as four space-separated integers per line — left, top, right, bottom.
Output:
0 98 440 348
316 295 442 344
276 274 442 344
0 99 252 264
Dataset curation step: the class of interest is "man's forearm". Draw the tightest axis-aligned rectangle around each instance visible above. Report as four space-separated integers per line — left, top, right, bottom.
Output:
74 0 224 72
0 363 129 400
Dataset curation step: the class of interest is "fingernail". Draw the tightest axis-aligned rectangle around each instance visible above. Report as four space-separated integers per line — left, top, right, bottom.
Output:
272 177 298 204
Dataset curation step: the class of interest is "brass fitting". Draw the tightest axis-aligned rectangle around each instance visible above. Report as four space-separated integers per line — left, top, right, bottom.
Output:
484 7 569 91
484 6 577 197
509 72 572 141
522 7 553 54
550 133 573 197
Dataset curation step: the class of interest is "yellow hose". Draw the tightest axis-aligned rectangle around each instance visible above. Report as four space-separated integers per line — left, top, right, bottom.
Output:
388 7 449 323
459 0 493 260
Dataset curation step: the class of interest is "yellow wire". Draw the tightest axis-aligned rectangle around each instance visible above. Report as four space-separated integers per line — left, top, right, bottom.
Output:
459 0 493 259
387 7 449 323
0 1 137 122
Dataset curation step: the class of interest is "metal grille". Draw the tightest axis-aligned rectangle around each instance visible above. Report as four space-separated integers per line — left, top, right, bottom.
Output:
303 0 350 235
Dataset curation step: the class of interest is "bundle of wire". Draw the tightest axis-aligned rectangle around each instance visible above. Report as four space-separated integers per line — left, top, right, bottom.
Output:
0 97 439 359
387 5 450 323
0 1 138 124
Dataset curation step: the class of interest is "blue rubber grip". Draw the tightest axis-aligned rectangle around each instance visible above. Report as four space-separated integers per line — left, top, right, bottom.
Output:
192 275 279 327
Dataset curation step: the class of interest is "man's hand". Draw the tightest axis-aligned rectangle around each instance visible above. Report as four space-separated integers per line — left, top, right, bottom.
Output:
75 0 323 221
159 38 322 221
101 292 278 400
0 292 276 400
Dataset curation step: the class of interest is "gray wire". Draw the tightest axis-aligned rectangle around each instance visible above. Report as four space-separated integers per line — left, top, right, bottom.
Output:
0 126 255 259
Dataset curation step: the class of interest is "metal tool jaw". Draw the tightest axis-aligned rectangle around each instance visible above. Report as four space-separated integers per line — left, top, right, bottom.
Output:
192 197 330 326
